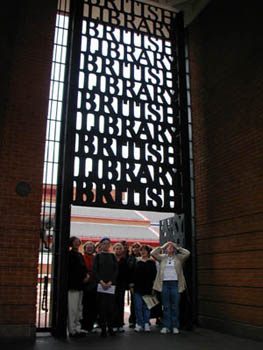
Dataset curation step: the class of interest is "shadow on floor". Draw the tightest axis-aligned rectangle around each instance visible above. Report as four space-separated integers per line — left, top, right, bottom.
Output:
1 325 262 350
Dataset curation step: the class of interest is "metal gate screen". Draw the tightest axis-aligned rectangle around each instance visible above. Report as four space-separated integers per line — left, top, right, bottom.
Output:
73 0 181 212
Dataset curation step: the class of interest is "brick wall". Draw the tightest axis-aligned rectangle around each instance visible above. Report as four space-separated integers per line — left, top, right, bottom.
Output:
188 0 263 341
0 0 57 339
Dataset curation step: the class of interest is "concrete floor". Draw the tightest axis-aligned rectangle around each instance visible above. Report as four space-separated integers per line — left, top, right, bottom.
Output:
1 326 262 350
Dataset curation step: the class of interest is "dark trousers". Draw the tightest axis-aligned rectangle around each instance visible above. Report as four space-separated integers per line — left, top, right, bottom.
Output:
97 292 115 330
113 285 126 328
128 292 136 325
81 288 97 331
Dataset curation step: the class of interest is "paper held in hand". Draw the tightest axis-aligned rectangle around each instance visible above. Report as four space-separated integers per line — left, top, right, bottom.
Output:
142 295 160 309
97 283 116 294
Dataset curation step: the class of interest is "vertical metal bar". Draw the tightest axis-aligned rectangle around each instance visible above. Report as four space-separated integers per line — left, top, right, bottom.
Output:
51 0 83 337
184 29 197 328
48 0 70 332
173 11 195 329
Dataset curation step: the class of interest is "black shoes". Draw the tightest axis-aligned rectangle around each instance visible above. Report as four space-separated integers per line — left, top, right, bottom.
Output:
69 331 87 338
100 326 107 338
108 328 116 336
100 330 107 338
100 327 116 337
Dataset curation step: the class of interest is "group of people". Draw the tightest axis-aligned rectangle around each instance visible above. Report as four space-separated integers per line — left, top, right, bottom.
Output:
67 236 190 338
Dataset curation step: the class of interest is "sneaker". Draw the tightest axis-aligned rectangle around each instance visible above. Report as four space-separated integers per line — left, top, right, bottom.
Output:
160 327 170 334
118 327 125 333
88 328 96 333
173 328 179 334
113 327 118 332
144 324 151 332
134 324 143 332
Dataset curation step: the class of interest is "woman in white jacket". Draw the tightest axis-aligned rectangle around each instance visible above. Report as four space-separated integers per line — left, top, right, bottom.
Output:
151 241 190 334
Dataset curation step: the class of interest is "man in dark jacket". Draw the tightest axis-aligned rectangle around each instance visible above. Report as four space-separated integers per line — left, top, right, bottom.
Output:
93 237 118 337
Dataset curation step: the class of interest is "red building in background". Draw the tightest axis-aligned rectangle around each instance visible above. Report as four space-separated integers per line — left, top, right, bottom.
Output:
42 185 173 249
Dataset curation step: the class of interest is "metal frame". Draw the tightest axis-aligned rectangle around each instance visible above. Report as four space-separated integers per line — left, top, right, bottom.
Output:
51 0 83 337
42 0 195 336
175 12 195 328
37 0 70 332
159 12 196 329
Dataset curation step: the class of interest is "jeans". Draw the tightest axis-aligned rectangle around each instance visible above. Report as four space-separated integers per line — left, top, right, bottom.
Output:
134 292 150 327
161 281 180 329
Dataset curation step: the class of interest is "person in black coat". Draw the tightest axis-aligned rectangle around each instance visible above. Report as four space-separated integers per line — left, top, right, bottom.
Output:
92 237 118 337
112 242 130 332
130 245 157 332
127 242 141 328
67 236 89 337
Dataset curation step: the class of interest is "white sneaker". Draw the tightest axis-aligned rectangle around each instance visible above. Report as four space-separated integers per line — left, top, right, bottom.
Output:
144 324 151 332
160 327 170 334
113 327 118 332
173 328 179 334
135 324 143 332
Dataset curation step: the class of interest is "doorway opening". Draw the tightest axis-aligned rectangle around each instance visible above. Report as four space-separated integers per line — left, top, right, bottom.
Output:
37 0 195 335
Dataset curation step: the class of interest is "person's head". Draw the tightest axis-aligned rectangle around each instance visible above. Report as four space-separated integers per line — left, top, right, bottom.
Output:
120 240 129 252
113 242 124 257
100 237 111 252
84 241 95 255
43 215 55 231
132 242 141 256
95 241 102 254
69 236 82 251
140 244 152 258
166 242 176 255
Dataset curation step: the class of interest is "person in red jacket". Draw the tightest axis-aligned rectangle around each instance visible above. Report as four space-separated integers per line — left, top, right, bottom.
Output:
81 241 97 333
112 242 130 333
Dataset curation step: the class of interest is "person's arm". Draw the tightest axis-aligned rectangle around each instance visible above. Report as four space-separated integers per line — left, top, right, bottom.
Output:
151 242 171 261
176 246 190 263
150 259 157 283
150 246 162 261
112 253 119 284
124 259 131 290
129 257 136 293
80 255 90 283
92 254 101 283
